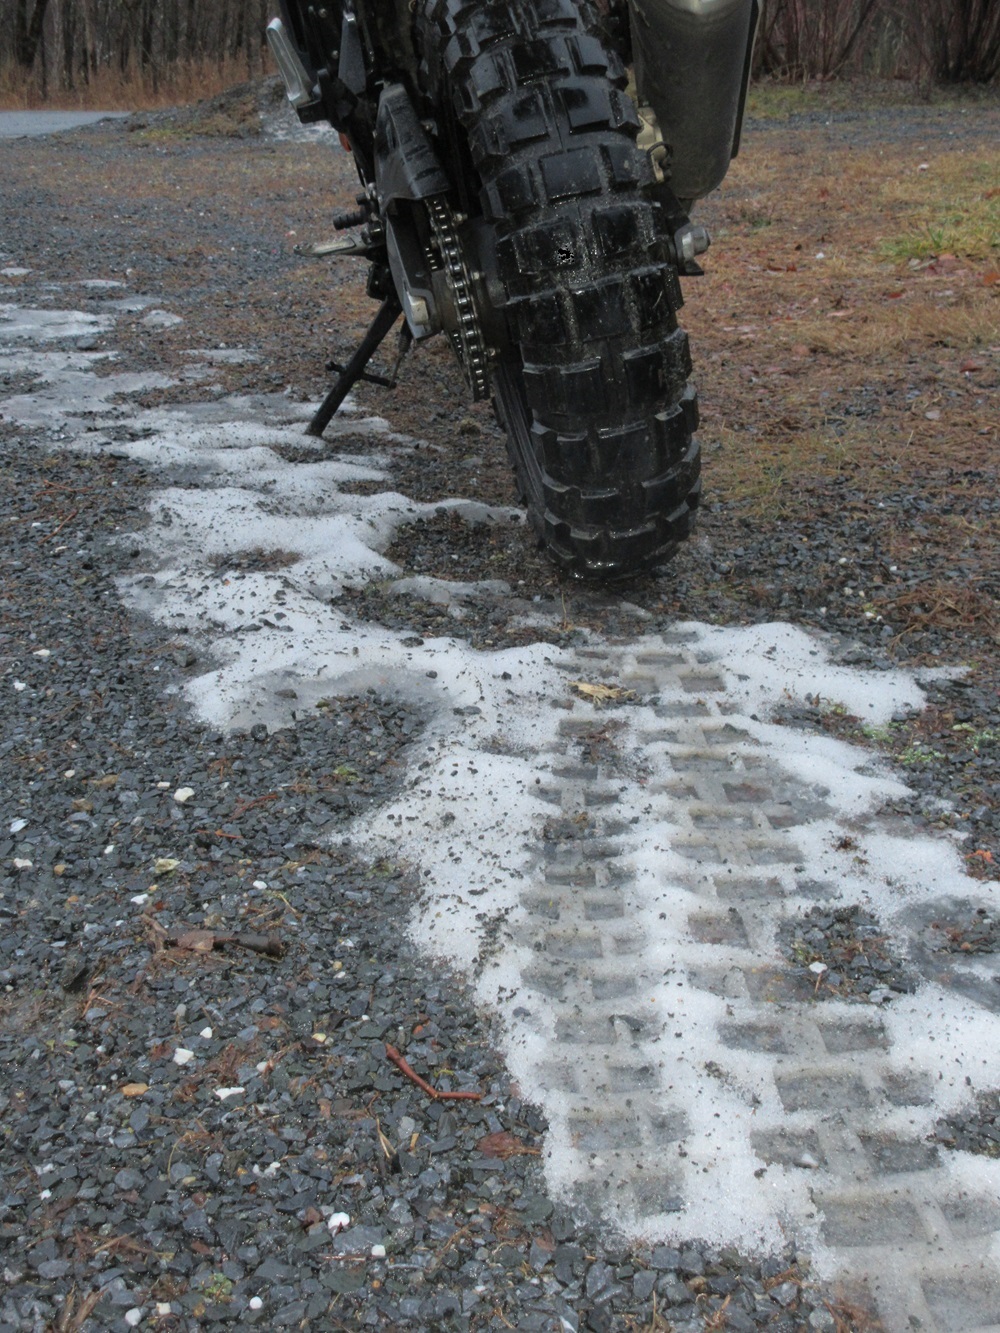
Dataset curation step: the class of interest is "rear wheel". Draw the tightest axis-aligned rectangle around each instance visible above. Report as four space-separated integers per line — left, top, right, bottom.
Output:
417 0 701 579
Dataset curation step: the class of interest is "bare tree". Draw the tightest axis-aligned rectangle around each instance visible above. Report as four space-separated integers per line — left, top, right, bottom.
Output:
903 0 1000 83
13 0 52 68
2 0 998 100
754 0 883 79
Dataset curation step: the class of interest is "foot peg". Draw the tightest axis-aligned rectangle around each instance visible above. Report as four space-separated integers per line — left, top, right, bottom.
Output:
296 235 381 259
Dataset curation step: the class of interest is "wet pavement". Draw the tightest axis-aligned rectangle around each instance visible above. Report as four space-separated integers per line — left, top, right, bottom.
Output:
0 111 129 139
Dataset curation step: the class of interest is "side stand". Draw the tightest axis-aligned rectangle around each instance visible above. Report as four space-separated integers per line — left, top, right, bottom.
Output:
306 294 403 438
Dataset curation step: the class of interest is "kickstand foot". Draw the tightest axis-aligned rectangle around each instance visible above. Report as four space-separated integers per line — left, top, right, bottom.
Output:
306 294 402 438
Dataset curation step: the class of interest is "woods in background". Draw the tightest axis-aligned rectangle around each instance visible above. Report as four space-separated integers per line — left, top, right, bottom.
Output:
755 0 1000 84
3 0 999 106
5 0 271 104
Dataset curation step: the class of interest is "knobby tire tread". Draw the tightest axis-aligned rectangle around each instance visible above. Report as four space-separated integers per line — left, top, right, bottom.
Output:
418 0 701 578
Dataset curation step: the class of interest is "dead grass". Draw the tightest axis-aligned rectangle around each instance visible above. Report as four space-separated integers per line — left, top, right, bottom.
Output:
0 57 263 112
888 580 999 641
53 1288 103 1332
690 118 1000 585
706 425 870 512
745 76 1000 120
778 289 998 358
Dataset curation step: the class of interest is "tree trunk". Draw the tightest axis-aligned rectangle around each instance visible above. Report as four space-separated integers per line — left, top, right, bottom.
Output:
14 0 53 68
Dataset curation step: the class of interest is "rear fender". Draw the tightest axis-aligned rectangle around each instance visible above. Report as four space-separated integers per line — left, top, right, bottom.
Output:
628 0 758 201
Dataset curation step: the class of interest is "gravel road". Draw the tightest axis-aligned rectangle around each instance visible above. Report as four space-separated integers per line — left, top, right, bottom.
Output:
1 82 998 1333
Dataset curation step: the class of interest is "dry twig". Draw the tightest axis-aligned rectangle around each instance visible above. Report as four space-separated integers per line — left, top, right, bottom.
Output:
384 1043 482 1101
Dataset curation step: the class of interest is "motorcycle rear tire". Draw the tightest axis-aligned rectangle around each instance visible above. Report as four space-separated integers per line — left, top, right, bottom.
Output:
418 0 700 579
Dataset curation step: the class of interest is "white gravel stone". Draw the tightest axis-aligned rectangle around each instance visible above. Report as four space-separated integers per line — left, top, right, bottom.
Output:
173 1048 194 1066
173 786 195 803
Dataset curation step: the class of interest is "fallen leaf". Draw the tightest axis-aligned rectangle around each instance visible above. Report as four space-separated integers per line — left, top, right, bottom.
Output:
89 774 118 789
477 1131 540 1159
154 857 180 874
121 1082 149 1098
175 930 216 953
569 681 636 704
959 359 984 373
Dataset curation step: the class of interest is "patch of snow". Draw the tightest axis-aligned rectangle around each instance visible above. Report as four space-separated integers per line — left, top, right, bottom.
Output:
8 301 1000 1273
0 304 113 340
141 309 183 329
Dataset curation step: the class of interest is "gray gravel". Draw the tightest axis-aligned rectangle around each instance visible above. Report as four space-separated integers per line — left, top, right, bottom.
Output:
0 341 839 1330
2 86 998 1332
0 448 828 1333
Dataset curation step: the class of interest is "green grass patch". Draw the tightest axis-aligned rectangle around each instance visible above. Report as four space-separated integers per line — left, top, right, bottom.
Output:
878 157 1000 262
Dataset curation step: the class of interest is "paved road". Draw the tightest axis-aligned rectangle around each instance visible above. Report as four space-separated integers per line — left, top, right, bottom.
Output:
0 110 129 139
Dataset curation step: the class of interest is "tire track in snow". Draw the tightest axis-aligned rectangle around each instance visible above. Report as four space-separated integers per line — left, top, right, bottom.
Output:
5 303 1000 1332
